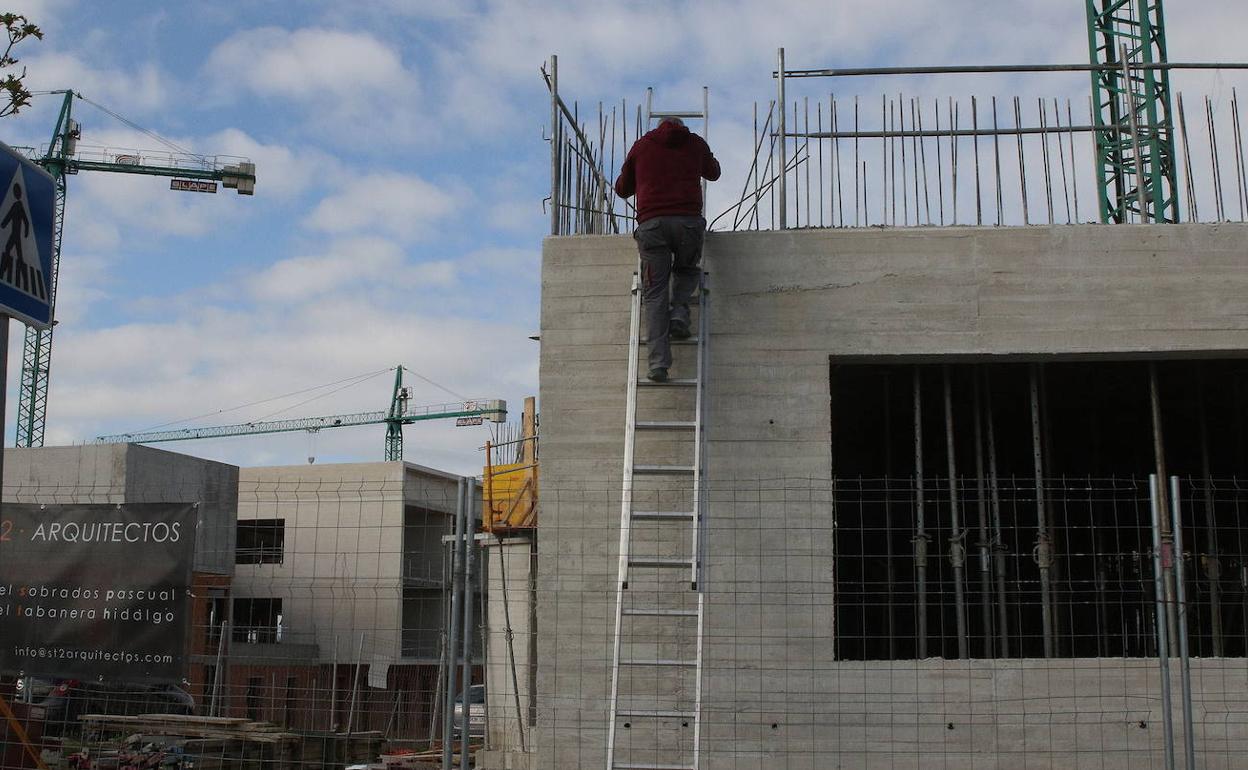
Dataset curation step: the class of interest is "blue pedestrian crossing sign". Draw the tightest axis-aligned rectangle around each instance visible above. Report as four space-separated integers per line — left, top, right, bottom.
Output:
0 140 53 330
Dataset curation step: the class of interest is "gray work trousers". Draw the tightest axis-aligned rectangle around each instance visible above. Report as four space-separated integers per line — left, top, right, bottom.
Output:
634 215 705 372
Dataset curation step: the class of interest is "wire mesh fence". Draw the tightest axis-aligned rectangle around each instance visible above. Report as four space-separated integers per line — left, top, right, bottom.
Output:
2 466 1248 768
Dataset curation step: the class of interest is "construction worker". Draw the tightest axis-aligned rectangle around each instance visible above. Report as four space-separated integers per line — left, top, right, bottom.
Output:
614 116 721 382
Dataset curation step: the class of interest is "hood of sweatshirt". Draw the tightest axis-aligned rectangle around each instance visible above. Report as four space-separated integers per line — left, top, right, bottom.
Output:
649 120 690 147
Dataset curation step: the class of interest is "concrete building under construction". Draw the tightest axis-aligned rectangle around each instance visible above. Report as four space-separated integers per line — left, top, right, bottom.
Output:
530 20 1248 769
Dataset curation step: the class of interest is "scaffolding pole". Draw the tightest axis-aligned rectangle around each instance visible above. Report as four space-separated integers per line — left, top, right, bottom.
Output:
984 369 1010 658
1029 364 1055 658
972 370 995 657
913 366 929 658
943 366 969 658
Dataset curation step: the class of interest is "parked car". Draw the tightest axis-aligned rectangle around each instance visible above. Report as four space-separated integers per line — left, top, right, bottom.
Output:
13 675 56 704
27 678 194 734
452 684 485 738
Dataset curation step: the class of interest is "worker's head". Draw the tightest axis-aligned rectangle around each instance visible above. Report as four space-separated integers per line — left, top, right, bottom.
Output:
660 116 685 128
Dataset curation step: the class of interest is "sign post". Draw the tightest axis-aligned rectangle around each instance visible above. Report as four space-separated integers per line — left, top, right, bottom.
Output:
0 142 57 684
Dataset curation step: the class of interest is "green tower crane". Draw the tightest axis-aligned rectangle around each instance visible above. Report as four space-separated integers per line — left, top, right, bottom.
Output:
15 90 257 448
1085 0 1180 223
93 365 506 462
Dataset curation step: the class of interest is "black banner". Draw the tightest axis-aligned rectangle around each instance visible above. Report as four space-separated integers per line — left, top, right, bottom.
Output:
0 503 198 682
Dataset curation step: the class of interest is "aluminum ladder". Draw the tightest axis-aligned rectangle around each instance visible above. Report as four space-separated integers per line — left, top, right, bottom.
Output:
606 270 709 770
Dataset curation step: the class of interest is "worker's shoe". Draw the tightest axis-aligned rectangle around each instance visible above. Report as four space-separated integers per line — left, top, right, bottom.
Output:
647 368 669 383
669 320 691 340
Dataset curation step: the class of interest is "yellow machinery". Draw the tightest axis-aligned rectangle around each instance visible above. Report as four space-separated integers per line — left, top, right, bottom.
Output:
483 396 538 532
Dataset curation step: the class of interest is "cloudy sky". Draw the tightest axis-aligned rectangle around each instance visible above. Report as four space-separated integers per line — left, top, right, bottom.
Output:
0 1 1244 475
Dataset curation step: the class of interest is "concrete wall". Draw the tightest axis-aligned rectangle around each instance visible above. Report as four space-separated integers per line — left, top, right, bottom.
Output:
233 461 461 664
537 224 1248 768
3 443 239 574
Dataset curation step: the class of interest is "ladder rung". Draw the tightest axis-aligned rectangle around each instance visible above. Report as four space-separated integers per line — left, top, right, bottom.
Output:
633 464 694 475
628 557 694 569
613 764 694 770
616 709 696 720
622 608 698 617
638 378 697 387
635 420 696 430
631 510 695 521
620 658 697 667
638 337 700 346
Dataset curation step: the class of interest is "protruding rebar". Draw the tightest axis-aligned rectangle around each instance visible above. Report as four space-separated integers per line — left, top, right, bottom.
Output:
1177 93 1197 222
972 96 982 226
1015 97 1029 225
777 47 787 228
992 97 1004 225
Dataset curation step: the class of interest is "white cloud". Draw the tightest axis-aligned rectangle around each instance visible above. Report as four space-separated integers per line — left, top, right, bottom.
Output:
208 128 335 201
41 295 535 475
207 27 411 101
303 173 460 241
249 236 457 303
203 26 430 146
24 52 171 114
47 251 110 326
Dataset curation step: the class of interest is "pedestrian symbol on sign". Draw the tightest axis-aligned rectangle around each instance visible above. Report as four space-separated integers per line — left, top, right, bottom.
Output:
0 167 47 302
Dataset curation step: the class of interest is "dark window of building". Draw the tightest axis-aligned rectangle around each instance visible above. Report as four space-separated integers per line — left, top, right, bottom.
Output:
236 519 285 564
233 597 282 644
831 359 1248 662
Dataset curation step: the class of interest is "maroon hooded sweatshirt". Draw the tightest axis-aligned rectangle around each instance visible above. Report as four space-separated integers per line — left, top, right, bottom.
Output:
614 121 721 223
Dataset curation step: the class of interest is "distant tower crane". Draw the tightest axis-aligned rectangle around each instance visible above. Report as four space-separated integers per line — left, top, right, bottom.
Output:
94 366 507 462
15 89 257 447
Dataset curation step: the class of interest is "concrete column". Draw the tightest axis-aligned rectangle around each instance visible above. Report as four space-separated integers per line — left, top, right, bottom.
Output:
477 534 537 770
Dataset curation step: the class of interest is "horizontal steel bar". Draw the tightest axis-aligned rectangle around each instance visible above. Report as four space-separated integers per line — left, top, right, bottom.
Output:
781 125 1099 140
773 61 1248 79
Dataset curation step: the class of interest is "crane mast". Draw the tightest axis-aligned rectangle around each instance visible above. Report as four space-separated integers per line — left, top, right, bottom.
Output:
14 90 256 447
1085 0 1180 224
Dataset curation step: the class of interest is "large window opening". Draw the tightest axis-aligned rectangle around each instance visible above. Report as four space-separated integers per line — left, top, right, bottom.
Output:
236 519 285 565
831 359 1248 661
233 597 283 644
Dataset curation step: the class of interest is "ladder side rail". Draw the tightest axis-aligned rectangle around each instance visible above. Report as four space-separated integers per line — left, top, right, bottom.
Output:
690 272 709 770
690 273 708 592
606 272 644 770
